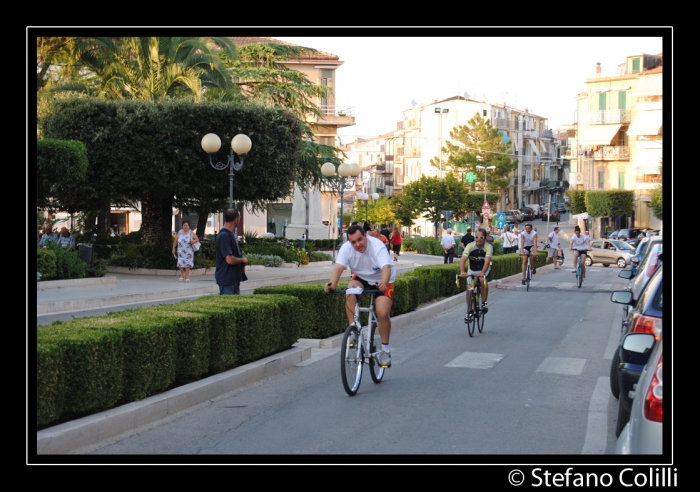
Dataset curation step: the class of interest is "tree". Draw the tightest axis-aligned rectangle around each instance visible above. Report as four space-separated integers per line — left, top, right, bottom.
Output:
438 112 517 195
390 193 421 229
37 138 89 212
36 37 78 93
650 160 662 220
400 174 473 238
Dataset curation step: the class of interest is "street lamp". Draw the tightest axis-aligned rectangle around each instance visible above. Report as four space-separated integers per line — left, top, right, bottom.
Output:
201 133 252 209
475 165 497 202
435 107 449 181
321 161 360 247
357 190 379 222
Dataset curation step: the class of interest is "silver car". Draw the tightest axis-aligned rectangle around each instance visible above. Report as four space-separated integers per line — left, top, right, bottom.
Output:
617 335 662 454
585 239 636 268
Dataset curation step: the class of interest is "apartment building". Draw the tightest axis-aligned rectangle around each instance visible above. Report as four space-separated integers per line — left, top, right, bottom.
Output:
570 54 662 231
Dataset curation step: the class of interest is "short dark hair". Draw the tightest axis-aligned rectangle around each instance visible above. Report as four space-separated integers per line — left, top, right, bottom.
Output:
525 223 532 228
182 220 190 227
574 226 581 232
476 228 487 238
346 224 365 237
467 227 472 232
224 208 240 223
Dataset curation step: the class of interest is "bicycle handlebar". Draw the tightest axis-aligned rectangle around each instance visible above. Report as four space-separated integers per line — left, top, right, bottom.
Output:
327 287 384 295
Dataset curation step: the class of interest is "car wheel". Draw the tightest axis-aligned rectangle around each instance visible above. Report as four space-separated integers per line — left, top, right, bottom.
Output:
584 256 592 267
603 263 610 267
610 351 620 399
617 258 627 268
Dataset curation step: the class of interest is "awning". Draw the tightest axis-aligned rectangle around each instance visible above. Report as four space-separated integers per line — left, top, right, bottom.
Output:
627 110 662 136
529 140 540 156
635 76 662 97
631 148 662 173
581 124 621 145
572 212 590 219
540 141 548 153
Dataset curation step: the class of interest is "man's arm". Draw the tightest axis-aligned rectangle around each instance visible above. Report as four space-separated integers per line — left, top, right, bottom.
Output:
324 263 346 292
225 254 247 265
460 251 468 276
376 264 392 291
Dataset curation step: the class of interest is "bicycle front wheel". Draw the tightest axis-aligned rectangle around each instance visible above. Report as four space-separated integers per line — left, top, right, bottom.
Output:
340 325 363 396
576 265 583 288
557 251 564 267
478 308 485 333
466 293 477 337
368 321 385 384
526 266 531 291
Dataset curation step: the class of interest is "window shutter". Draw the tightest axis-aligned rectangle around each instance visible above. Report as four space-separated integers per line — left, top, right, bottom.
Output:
619 91 626 110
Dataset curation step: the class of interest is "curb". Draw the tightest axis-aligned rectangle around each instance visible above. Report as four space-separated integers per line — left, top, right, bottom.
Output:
37 276 117 290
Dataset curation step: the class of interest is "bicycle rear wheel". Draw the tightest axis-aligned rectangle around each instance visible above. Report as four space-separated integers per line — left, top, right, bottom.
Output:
340 325 363 396
526 265 531 291
557 250 564 267
368 321 385 383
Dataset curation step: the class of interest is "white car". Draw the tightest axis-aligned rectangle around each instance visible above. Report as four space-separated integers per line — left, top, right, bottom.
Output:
616 335 662 454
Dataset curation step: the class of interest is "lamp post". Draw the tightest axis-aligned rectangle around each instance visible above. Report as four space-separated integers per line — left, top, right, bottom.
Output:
435 107 449 181
357 189 379 223
201 133 252 210
476 164 496 228
321 162 360 249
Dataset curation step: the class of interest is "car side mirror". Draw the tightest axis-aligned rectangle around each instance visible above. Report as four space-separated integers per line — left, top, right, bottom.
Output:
610 291 633 305
618 269 633 280
621 333 655 354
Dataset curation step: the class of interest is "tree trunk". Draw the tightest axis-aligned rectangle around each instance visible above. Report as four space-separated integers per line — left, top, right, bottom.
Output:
141 193 172 247
196 200 211 239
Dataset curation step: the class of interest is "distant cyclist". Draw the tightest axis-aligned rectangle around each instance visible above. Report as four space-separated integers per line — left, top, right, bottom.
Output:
545 226 561 270
569 225 591 284
520 223 538 285
324 225 396 368
459 228 492 321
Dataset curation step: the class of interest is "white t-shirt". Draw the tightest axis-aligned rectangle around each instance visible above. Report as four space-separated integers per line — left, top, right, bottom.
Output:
441 234 455 249
499 231 516 248
336 234 396 284
521 229 537 248
548 231 559 248
571 234 589 250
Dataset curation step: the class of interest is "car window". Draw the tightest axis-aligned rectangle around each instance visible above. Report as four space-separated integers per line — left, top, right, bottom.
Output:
591 240 602 249
611 240 635 251
638 265 662 311
631 244 662 298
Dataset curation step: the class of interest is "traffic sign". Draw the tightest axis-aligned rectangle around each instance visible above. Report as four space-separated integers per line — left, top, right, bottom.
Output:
496 212 506 229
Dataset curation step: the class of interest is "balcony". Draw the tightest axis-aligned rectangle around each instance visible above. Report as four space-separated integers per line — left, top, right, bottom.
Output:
592 146 630 160
375 164 387 173
316 106 356 128
588 109 632 124
510 175 527 186
405 147 421 158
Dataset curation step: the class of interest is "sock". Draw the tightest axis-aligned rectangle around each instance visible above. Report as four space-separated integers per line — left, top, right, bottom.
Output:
381 344 390 353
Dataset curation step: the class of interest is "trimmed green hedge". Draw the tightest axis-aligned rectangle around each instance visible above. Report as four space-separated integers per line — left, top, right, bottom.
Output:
36 294 301 429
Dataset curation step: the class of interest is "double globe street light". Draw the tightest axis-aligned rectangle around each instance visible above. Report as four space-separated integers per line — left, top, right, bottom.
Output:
201 133 252 210
357 190 379 223
476 164 496 228
321 161 360 248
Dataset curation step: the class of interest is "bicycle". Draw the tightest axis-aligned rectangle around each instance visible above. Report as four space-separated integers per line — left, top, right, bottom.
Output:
574 250 589 288
522 248 536 291
331 288 385 396
459 273 486 337
540 240 565 268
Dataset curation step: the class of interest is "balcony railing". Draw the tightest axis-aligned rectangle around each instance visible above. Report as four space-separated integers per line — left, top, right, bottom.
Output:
592 146 630 160
587 109 632 124
405 147 421 157
319 105 355 117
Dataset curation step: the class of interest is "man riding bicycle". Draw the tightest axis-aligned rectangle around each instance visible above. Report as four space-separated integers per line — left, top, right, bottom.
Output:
520 223 538 285
570 225 591 284
459 228 492 321
324 225 396 368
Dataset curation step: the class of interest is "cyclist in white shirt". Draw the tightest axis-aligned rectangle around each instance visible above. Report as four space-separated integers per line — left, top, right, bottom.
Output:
520 223 538 285
569 226 591 283
545 226 560 269
325 225 396 368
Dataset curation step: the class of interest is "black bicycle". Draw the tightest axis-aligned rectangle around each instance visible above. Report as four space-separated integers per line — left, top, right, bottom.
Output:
331 289 385 396
460 273 486 337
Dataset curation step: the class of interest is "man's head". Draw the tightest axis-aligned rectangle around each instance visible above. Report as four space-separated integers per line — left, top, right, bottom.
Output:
223 208 240 226
467 227 472 233
44 224 52 234
505 226 511 232
525 223 532 233
553 227 560 233
346 224 368 253
60 227 70 237
446 228 452 235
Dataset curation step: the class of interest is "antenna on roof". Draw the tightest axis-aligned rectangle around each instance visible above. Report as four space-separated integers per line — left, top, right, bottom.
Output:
411 100 417 107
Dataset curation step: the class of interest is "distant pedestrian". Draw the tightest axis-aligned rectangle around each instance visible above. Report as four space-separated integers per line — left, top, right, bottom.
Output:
215 209 248 295
461 227 475 250
380 224 391 252
172 220 199 283
441 228 456 264
499 226 517 254
39 224 58 249
389 225 402 262
56 227 76 250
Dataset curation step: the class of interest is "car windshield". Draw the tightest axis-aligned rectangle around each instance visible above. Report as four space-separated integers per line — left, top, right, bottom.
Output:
611 240 635 251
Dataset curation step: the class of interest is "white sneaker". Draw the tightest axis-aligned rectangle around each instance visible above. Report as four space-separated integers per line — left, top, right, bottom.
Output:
583 279 587 285
571 269 576 273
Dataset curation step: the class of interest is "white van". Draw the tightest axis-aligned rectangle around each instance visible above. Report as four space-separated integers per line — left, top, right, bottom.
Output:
526 204 542 219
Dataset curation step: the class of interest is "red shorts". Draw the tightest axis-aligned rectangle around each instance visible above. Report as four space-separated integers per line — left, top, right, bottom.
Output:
351 274 395 300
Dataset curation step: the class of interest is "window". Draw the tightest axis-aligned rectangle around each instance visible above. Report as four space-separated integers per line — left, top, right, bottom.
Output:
598 171 605 189
632 58 641 73
321 69 333 113
618 131 627 147
318 136 334 146
618 172 625 189
619 91 626 110
483 109 487 117
599 92 607 111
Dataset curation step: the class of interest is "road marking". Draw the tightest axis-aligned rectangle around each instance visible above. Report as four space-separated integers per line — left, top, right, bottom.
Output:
581 376 611 454
446 352 505 369
536 357 586 375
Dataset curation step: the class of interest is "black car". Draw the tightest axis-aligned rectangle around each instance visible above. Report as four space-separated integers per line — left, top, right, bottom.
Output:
609 263 663 437
557 203 566 213
519 207 534 221
617 228 644 242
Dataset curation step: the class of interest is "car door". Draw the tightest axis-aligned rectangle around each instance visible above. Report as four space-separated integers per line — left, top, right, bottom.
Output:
590 240 603 263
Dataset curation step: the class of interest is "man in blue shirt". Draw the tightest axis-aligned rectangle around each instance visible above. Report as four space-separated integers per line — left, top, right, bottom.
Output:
39 224 58 249
215 208 248 295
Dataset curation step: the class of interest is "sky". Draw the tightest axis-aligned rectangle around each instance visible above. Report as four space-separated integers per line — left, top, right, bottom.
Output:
273 34 665 142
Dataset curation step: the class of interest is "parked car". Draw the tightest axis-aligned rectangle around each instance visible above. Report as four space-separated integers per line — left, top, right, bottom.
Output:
557 203 566 214
541 209 560 222
627 229 660 248
609 264 662 437
519 207 534 221
608 230 621 240
630 236 662 275
506 210 523 223
616 335 663 454
585 239 636 268
526 204 542 219
618 228 645 242
503 210 519 225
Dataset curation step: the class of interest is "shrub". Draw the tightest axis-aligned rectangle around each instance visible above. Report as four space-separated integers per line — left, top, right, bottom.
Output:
37 248 57 280
244 253 285 267
44 242 86 279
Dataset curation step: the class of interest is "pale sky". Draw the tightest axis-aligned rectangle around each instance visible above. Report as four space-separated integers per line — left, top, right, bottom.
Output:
273 35 665 141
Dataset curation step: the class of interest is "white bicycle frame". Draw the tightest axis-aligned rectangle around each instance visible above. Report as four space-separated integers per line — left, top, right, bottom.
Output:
350 293 379 359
